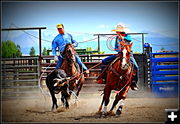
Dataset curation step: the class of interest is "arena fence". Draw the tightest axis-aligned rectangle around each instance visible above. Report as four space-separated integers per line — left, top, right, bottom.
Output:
1 53 147 99
40 53 147 88
1 57 40 99
150 52 179 97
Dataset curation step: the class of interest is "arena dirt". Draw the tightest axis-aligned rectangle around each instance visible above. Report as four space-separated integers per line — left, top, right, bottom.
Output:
2 89 178 123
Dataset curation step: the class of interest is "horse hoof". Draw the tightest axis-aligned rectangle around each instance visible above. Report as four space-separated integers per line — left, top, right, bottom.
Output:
101 111 107 118
52 108 57 112
96 110 101 115
108 111 115 116
116 109 122 116
74 102 78 106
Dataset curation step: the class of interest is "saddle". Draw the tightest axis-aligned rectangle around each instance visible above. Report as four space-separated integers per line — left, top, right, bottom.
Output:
96 57 119 84
96 57 137 84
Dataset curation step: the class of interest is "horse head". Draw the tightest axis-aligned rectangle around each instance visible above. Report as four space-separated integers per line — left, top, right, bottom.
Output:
119 42 133 70
64 43 76 62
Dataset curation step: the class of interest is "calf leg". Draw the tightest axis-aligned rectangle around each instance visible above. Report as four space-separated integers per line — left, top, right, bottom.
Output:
49 89 58 110
61 92 65 107
61 87 70 109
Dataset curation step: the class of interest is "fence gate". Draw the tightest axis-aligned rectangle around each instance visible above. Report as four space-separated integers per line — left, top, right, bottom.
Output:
1 57 40 99
150 52 179 97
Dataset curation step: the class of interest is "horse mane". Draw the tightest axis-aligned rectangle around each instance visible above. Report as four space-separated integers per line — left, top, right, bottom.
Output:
62 43 74 56
64 43 72 51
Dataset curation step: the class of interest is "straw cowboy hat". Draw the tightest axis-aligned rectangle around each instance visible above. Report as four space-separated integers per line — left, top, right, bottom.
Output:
111 24 128 32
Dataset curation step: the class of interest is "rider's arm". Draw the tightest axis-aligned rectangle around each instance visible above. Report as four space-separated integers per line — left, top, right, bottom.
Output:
115 37 120 52
69 33 78 47
72 39 78 47
52 37 58 56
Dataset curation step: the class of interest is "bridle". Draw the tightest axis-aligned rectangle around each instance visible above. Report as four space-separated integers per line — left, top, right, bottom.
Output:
108 44 133 94
64 44 81 83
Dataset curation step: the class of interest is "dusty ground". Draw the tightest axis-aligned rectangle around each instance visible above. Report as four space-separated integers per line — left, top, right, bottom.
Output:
2 91 178 123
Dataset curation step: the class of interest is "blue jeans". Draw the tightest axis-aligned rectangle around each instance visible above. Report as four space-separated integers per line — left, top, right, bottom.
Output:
102 54 139 71
56 55 87 71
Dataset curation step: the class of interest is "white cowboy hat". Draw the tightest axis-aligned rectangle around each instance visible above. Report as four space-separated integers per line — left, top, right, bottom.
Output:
111 24 128 32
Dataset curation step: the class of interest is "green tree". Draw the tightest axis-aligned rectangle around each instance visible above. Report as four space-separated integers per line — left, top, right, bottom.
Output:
99 51 105 54
42 47 48 55
1 40 22 58
87 47 92 51
29 47 36 56
160 47 165 51
16 45 22 57
86 47 105 54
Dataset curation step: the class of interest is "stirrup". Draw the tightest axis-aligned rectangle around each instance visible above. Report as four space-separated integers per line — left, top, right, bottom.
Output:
131 86 138 91
131 81 138 91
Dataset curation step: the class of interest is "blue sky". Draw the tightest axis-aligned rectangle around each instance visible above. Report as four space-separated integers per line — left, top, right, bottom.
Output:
2 1 179 55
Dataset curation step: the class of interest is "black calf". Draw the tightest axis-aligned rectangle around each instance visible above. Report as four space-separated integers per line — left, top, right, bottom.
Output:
46 69 70 110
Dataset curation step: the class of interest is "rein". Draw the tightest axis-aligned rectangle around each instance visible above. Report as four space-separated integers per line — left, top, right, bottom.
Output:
114 63 134 94
107 53 134 94
65 47 80 82
109 57 121 77
68 61 102 82
64 45 102 84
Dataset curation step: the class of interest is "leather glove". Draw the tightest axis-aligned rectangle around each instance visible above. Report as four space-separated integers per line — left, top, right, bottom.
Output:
54 56 58 62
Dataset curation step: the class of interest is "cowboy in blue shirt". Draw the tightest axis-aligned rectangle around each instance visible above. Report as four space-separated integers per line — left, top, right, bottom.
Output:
52 24 89 74
96 24 138 90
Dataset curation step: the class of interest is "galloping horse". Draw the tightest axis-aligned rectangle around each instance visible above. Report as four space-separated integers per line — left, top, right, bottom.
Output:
46 43 85 110
97 42 134 117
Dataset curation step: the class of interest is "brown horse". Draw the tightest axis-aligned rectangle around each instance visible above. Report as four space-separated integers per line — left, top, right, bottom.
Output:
97 42 134 117
60 43 85 97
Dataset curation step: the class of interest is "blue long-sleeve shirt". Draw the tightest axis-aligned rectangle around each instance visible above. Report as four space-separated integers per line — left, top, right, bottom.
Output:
115 34 132 52
52 33 78 56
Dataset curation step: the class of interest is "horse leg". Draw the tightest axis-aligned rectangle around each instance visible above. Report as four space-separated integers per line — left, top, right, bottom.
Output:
115 85 130 116
96 95 104 114
101 86 111 117
115 99 124 116
49 89 58 111
109 93 125 116
108 94 120 116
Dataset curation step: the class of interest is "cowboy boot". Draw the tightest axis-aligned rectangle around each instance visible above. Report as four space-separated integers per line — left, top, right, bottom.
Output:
131 80 138 91
130 71 138 91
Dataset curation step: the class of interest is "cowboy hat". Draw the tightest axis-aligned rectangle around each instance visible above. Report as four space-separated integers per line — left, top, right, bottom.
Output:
111 24 128 32
56 24 64 29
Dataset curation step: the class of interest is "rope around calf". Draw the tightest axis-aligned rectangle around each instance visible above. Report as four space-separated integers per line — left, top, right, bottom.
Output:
39 61 102 105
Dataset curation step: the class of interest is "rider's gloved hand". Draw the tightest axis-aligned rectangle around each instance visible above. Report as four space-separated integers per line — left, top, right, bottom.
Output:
85 70 90 74
54 56 58 62
71 43 75 48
